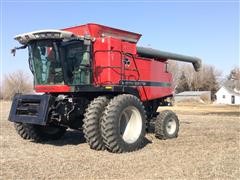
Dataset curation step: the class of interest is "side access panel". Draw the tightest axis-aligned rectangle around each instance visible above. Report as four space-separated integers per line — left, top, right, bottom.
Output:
8 94 53 125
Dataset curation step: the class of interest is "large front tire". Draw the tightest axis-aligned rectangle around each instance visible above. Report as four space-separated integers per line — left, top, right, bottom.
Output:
101 94 146 153
83 96 110 150
14 123 66 142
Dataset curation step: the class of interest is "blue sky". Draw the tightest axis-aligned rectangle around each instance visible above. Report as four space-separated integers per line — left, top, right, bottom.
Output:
1 0 239 78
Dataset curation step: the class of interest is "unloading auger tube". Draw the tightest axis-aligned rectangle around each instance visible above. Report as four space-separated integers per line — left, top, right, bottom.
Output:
137 47 202 72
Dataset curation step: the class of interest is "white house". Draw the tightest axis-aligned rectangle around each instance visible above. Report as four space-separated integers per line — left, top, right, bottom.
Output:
215 85 240 105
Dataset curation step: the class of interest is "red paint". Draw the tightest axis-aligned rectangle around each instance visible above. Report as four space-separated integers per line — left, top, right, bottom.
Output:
91 34 172 101
35 85 71 93
63 23 141 43
37 23 173 101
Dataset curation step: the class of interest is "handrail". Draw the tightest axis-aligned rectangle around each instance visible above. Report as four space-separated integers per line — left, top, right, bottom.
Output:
93 50 124 85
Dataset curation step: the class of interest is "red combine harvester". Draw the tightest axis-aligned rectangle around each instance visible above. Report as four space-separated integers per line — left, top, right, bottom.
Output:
9 23 201 153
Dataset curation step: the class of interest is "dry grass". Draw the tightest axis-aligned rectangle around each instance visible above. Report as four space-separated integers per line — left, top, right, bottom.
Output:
0 101 240 179
159 103 240 116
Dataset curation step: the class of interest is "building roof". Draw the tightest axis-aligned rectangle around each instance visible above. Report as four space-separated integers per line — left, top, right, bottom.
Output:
175 91 210 96
222 80 240 95
224 80 239 89
221 86 240 96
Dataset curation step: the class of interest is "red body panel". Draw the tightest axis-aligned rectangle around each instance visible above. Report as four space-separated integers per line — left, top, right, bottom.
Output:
37 23 173 101
35 85 71 93
91 33 172 101
63 23 141 43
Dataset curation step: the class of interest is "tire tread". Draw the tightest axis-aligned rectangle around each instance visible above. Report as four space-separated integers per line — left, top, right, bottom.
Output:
83 96 110 150
101 94 146 153
155 110 179 139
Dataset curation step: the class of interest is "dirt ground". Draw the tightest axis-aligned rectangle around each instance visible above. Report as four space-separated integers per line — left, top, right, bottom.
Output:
0 101 239 179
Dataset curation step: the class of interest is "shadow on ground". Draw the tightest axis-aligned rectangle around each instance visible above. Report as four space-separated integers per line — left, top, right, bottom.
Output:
42 129 152 148
45 130 86 146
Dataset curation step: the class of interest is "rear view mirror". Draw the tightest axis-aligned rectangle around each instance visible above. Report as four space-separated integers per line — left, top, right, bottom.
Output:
11 48 16 56
10 45 27 56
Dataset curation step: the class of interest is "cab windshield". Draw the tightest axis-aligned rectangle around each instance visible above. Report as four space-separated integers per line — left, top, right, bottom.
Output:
28 40 91 85
28 40 63 85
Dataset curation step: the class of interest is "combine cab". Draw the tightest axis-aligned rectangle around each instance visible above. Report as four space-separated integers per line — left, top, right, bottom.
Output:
9 23 201 153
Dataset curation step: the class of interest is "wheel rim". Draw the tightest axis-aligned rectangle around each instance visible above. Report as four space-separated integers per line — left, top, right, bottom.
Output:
166 118 177 135
119 106 142 144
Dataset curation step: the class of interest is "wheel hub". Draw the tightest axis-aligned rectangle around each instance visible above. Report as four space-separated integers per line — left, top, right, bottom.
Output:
166 118 177 135
119 106 142 144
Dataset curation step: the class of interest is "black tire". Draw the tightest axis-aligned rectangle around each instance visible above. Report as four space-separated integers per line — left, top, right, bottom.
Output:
83 96 110 150
14 122 66 142
101 94 146 153
155 110 179 139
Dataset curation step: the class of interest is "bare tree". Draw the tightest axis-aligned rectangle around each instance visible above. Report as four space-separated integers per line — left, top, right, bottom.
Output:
2 70 33 100
175 72 190 93
199 65 219 99
168 61 180 90
227 66 240 80
0 84 3 100
226 67 240 90
169 61 221 99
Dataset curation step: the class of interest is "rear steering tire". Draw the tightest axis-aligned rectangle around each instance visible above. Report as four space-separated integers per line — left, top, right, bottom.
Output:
14 122 66 142
101 94 146 153
155 110 179 139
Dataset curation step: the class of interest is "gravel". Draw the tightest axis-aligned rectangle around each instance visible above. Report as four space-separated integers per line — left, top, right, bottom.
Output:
1 101 239 179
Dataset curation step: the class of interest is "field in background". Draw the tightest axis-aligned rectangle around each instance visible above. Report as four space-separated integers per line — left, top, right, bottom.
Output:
0 101 239 179
159 103 240 116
